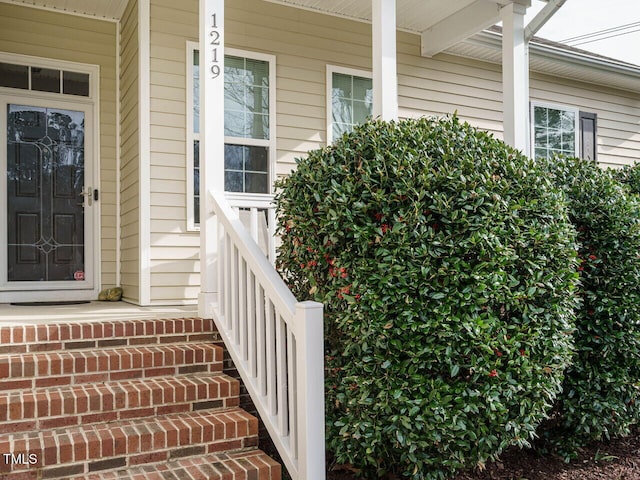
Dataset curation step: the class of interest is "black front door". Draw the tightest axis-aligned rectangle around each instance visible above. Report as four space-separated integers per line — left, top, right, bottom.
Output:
7 104 86 282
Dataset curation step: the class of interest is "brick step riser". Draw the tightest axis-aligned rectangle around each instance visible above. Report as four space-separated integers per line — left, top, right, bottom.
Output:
0 318 218 354
0 344 223 391
0 375 240 434
80 450 281 480
0 409 258 475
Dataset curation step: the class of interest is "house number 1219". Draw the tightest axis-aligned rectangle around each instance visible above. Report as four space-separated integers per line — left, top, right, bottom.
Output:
210 13 221 78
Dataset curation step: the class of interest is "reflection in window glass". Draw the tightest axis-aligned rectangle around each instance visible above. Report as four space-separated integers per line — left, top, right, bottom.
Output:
0 63 29 89
63 71 89 96
331 72 372 140
533 105 576 160
31 68 60 93
224 56 270 140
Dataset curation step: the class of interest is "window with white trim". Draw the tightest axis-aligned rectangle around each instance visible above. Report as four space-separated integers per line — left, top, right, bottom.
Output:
531 103 578 160
187 44 275 229
327 66 372 143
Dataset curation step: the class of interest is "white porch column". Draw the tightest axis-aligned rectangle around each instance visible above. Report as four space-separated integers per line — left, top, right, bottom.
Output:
372 0 398 121
198 0 225 318
501 1 530 153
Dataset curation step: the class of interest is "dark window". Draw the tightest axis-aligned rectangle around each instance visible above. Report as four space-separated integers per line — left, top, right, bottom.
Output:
0 63 29 89
63 71 90 96
31 68 60 93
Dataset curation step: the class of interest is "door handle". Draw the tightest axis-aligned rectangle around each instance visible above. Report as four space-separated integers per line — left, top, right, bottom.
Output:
78 186 93 207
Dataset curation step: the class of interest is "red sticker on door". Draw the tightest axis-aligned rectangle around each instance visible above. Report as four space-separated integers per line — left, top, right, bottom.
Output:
74 271 85 281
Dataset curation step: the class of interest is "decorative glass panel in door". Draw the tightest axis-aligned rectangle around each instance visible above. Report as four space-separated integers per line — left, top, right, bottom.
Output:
7 104 85 282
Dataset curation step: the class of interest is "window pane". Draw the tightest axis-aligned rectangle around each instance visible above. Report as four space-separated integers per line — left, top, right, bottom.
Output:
244 145 268 172
63 71 89 96
225 144 244 170
245 172 268 193
534 106 547 127
332 97 352 125
245 58 269 87
353 100 371 125
248 113 269 139
353 77 373 103
193 50 200 134
0 63 28 89
225 171 243 192
332 73 352 99
225 56 246 83
548 109 561 130
31 67 60 93
224 110 247 137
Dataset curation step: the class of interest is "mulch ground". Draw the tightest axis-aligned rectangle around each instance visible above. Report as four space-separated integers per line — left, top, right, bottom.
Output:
325 431 640 480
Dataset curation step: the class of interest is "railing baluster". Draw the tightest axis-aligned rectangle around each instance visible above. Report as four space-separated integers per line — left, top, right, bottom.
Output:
266 300 277 416
287 326 297 459
224 232 231 330
238 255 248 362
247 271 256 375
268 207 277 264
230 245 238 343
250 207 259 246
256 283 267 395
276 314 289 436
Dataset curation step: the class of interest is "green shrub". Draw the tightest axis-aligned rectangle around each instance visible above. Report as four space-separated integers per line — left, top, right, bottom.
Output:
615 163 640 196
275 117 579 479
542 156 640 456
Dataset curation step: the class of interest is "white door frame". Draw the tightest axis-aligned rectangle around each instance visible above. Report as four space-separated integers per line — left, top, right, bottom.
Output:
0 91 100 302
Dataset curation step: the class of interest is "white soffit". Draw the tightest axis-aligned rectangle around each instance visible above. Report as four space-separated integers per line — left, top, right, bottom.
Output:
447 30 640 94
0 0 129 21
265 0 481 33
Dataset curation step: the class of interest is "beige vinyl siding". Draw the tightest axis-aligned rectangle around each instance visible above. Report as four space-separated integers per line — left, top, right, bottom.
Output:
226 0 508 177
120 0 141 303
530 73 640 168
148 0 198 304
0 3 118 290
143 0 640 303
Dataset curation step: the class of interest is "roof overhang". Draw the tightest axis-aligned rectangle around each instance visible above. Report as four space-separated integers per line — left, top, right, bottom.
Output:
446 28 640 94
0 0 129 21
265 0 532 57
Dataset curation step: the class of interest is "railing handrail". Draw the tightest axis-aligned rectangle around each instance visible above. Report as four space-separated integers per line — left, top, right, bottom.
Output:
208 189 325 480
211 190 297 319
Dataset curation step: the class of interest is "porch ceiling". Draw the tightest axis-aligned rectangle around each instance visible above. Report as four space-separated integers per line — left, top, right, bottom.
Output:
265 0 533 57
0 0 129 21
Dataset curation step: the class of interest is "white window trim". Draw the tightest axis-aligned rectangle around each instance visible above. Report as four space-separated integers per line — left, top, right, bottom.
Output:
530 101 580 159
186 44 276 230
186 41 199 231
326 65 372 145
0 51 98 102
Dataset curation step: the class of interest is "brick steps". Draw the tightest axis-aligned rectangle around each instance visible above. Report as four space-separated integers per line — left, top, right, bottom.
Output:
0 318 217 354
77 449 281 480
0 318 280 479
0 342 223 391
0 373 240 434
0 408 259 478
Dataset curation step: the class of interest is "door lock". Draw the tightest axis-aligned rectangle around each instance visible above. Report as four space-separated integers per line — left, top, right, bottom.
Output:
78 187 93 207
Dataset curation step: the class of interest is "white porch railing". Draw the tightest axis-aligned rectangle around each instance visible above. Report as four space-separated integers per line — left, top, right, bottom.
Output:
209 190 326 480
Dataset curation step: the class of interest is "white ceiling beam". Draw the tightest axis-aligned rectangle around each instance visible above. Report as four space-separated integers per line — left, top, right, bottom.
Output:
421 0 504 58
525 0 567 42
